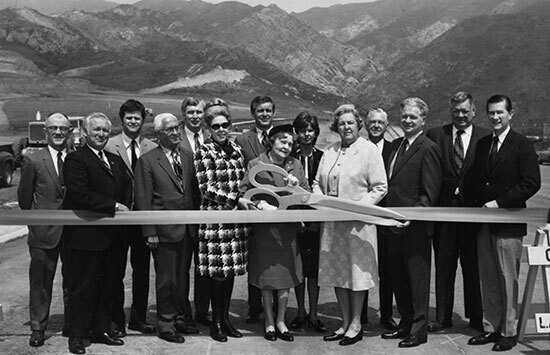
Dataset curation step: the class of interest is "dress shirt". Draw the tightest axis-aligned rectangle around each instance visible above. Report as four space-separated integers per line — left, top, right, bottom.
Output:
492 125 511 152
255 127 273 144
121 132 141 162
183 127 203 154
452 124 473 156
47 145 67 176
87 144 111 169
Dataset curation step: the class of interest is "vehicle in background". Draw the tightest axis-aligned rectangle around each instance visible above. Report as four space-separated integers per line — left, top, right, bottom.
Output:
537 150 550 165
0 138 15 187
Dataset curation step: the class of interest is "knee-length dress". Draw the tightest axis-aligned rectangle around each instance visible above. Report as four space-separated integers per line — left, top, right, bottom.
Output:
239 153 308 290
312 137 387 291
194 140 250 278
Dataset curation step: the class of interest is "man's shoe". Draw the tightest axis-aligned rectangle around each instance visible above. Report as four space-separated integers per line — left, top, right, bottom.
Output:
307 317 327 333
427 321 452 332
245 313 260 324
323 331 344 341
492 336 516 351
29 330 45 347
90 332 124 346
468 332 500 345
382 329 409 339
158 331 185 343
338 330 363 346
210 322 228 342
128 320 156 334
221 321 242 338
290 315 306 330
175 319 200 335
110 325 126 338
380 318 398 331
68 337 85 354
195 313 211 327
469 318 484 332
398 334 427 348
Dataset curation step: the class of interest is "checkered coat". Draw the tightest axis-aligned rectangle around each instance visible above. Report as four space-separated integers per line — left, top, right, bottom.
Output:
194 140 250 278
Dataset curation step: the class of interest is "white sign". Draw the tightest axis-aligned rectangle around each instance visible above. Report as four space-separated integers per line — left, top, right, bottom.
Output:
527 247 550 266
535 313 550 333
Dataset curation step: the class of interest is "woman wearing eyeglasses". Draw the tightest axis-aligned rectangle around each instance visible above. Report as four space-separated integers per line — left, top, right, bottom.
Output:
193 98 250 342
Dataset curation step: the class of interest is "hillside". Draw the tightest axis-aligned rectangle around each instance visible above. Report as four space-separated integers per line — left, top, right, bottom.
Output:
0 0 117 14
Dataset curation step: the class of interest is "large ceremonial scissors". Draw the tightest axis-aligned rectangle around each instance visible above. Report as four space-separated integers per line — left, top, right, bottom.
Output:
242 162 406 222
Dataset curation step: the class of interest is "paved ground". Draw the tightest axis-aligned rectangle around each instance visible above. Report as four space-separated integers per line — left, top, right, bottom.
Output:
0 168 549 354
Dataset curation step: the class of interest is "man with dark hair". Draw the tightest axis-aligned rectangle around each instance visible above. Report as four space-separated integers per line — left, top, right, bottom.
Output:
465 95 540 352
381 98 441 348
426 92 490 333
18 113 72 347
105 99 157 336
234 95 275 323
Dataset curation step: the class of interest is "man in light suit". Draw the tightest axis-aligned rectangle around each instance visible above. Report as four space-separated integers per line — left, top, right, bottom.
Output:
179 96 210 328
105 99 157 336
465 95 540 352
362 108 397 330
381 98 441 348
18 113 72 347
426 92 490 333
63 113 132 354
234 95 275 323
134 113 200 343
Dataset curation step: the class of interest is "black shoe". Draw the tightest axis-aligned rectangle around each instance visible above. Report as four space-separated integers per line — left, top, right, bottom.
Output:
210 322 228 342
469 318 484 332
175 321 200 335
427 321 452 332
468 332 500 345
158 331 185 343
398 334 427 348
382 329 409 339
110 325 126 338
380 318 398 331
221 321 242 338
275 328 294 342
323 331 345 341
29 330 45 347
90 332 124 346
68 337 85 354
290 315 306 330
128 320 156 334
307 317 327 333
195 313 212 327
360 314 369 324
339 330 363 346
264 329 277 341
492 336 516 351
245 313 260 324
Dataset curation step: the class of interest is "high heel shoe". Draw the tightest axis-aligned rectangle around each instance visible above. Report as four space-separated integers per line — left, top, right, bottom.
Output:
339 329 363 346
264 328 277 341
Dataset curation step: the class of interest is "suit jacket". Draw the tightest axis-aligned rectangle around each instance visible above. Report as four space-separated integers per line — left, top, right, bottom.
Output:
464 129 540 237
427 124 490 206
134 146 199 243
179 127 211 154
62 145 132 251
235 128 266 167
18 148 65 249
105 134 157 178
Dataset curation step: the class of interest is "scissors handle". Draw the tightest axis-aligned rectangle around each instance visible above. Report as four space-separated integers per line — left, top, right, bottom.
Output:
248 162 292 193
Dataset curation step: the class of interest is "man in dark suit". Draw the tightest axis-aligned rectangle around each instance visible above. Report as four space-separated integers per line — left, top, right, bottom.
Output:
179 96 211 328
134 113 200 343
105 99 157 336
381 98 442 348
426 92 490 333
465 95 540 352
18 113 72 347
362 108 397 330
63 112 132 354
234 95 275 323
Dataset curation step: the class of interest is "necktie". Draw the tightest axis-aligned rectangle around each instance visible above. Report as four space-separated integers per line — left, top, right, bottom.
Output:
98 151 112 174
193 132 201 152
261 130 269 150
454 130 465 171
171 149 183 181
488 135 499 166
57 152 64 186
389 139 408 178
130 139 138 172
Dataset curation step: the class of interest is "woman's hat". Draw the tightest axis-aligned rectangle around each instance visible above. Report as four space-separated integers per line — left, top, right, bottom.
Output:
268 124 294 138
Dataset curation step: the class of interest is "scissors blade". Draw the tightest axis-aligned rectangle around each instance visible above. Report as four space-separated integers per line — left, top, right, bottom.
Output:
310 197 406 220
314 206 400 226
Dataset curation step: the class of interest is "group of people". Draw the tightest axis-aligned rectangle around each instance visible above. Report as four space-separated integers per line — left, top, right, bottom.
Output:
17 92 541 354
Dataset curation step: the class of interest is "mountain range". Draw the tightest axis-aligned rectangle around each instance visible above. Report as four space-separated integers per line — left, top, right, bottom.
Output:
1 0 549 133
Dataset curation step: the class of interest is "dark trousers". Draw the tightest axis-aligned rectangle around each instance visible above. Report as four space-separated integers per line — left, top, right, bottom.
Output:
28 243 70 331
387 224 431 338
248 284 263 316
112 225 151 326
193 245 211 317
152 233 193 333
433 221 482 323
67 247 115 337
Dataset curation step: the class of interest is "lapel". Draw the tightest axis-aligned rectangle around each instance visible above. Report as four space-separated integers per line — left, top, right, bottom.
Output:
112 135 132 173
489 129 514 170
247 128 262 158
443 124 461 175
156 147 184 193
462 125 481 176
140 137 155 155
41 149 63 195
84 145 114 178
391 134 424 179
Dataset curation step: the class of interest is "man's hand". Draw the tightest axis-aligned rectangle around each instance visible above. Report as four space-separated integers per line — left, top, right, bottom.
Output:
115 202 130 211
146 236 159 250
483 200 499 208
396 220 411 228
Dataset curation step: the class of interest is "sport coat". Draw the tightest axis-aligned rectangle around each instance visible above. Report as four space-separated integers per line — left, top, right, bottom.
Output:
427 124 490 206
62 145 132 251
18 148 65 249
179 127 211 154
235 128 266 167
105 134 157 178
134 146 199 243
464 129 540 237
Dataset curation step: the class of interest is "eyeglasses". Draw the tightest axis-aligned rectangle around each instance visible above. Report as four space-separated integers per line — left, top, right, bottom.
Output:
162 126 180 133
210 122 230 130
46 126 70 132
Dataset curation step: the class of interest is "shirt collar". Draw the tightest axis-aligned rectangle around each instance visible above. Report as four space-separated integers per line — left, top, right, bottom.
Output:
493 125 511 143
121 132 140 149
47 145 67 158
405 130 423 146
452 124 473 138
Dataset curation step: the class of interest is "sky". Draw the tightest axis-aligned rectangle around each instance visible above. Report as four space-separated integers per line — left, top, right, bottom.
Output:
110 0 378 13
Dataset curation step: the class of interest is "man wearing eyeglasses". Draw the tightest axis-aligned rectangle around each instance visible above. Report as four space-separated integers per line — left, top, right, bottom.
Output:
18 113 72 348
134 113 200 343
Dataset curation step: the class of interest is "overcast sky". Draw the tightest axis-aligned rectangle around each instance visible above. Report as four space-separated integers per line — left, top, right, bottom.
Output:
110 0 378 13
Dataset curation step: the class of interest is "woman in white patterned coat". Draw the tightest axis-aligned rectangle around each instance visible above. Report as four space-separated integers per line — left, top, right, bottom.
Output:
313 104 387 346
194 99 250 342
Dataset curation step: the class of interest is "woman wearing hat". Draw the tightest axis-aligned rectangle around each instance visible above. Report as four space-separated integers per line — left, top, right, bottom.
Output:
239 124 308 342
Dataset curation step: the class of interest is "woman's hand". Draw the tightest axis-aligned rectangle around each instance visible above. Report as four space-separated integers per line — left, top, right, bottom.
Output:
395 220 411 228
284 174 299 187
256 200 277 211
237 197 254 210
